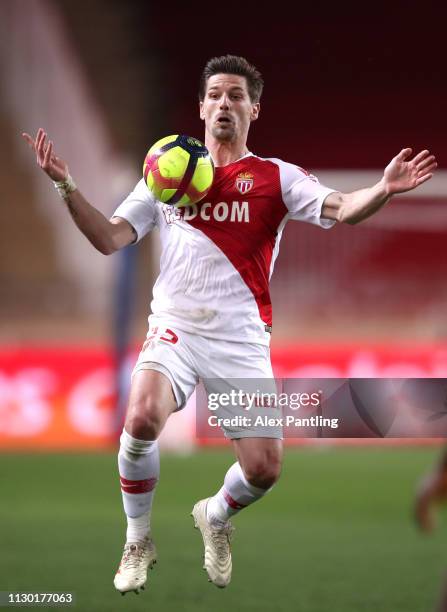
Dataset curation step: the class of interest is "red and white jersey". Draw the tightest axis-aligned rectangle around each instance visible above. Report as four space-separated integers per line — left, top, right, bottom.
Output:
113 153 336 346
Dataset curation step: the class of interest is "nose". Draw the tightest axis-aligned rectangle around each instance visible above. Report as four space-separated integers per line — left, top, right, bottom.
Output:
219 95 230 110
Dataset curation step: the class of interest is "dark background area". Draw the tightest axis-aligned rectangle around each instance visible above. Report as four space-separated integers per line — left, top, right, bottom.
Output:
142 1 445 168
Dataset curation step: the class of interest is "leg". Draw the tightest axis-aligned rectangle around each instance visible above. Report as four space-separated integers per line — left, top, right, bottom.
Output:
192 438 282 588
415 450 447 533
233 437 283 488
120 369 177 534
114 369 177 595
438 573 447 612
207 437 283 523
414 448 447 610
192 339 280 587
125 368 178 439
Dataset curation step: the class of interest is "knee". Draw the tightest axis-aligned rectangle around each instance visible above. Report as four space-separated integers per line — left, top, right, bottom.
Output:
125 396 166 440
243 455 282 489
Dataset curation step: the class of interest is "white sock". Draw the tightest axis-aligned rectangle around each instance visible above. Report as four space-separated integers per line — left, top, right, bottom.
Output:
126 512 151 544
206 462 271 526
118 429 160 543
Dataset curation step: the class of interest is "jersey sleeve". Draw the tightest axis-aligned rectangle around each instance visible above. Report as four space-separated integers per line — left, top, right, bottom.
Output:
274 159 337 229
112 179 158 242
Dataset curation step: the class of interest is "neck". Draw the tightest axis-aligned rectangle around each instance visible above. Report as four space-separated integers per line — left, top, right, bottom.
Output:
205 136 249 167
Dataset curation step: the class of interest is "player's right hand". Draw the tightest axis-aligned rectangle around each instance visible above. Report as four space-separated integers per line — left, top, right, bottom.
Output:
22 128 69 182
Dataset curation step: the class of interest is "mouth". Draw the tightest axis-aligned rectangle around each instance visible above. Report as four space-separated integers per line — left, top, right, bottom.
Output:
215 115 233 126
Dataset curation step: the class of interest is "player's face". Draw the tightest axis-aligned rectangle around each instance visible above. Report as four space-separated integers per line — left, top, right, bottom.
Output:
200 74 260 143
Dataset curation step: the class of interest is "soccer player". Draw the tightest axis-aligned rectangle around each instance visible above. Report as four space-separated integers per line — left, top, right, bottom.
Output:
23 55 437 594
415 447 447 611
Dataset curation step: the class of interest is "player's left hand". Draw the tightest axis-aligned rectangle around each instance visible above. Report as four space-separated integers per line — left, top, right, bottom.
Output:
383 148 437 195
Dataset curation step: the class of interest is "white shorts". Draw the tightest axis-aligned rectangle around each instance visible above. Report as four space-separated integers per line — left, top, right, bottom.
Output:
132 319 282 439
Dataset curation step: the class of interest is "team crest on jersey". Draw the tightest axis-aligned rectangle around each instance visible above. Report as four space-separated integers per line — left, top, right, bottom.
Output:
235 172 254 194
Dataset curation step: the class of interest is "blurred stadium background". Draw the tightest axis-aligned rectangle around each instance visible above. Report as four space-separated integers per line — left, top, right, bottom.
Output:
0 1 446 610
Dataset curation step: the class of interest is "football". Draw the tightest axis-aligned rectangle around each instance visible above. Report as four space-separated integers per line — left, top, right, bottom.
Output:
143 134 214 207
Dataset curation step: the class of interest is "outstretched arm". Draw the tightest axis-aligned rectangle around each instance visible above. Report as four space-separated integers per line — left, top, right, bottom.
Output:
321 148 437 224
22 128 136 254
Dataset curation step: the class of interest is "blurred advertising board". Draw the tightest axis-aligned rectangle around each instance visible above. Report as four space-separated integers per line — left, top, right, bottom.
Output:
0 344 446 450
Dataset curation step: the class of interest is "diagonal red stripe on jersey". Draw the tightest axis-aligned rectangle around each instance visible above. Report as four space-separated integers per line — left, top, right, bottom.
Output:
223 490 247 510
120 476 158 494
184 158 287 326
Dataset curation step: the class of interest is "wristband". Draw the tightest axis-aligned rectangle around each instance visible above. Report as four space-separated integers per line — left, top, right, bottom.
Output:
53 174 77 199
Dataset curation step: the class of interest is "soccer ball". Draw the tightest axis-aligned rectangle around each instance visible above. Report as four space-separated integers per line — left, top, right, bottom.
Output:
143 134 214 207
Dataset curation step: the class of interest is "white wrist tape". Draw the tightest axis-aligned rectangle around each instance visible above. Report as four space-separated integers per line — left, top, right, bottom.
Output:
53 174 77 199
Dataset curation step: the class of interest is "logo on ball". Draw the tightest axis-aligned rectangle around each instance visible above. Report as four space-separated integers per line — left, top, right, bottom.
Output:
143 135 214 207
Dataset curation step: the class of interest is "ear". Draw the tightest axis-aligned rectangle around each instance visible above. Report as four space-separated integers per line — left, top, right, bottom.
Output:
199 101 205 120
250 103 260 122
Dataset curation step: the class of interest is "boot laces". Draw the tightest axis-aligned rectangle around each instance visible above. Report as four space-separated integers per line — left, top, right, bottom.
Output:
121 542 146 570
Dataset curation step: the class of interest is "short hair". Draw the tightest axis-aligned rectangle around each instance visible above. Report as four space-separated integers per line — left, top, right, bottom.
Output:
199 55 264 103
